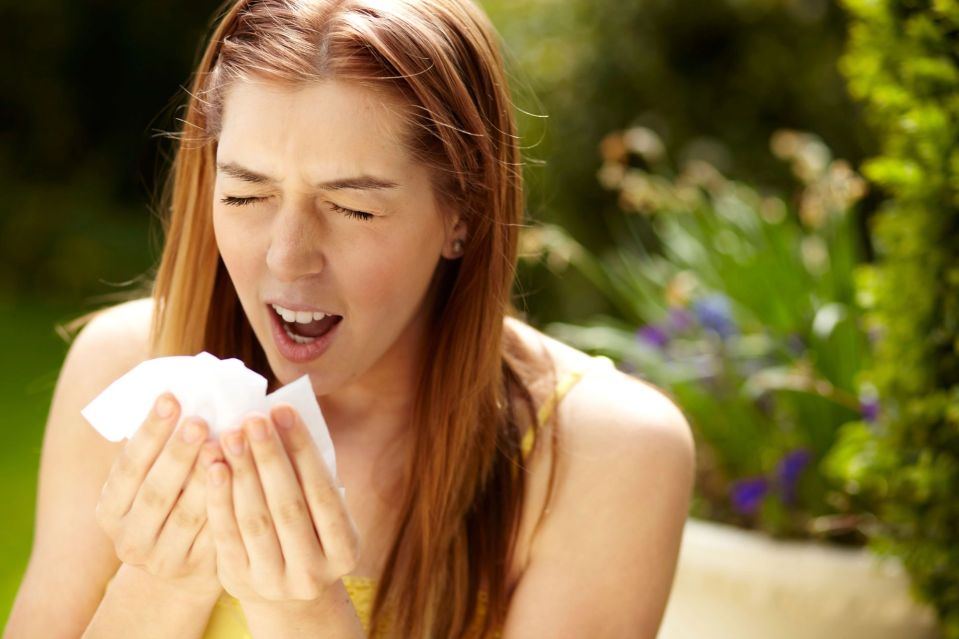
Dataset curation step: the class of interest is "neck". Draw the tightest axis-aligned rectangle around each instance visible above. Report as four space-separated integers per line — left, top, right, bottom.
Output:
322 268 450 449
318 309 429 464
317 338 417 506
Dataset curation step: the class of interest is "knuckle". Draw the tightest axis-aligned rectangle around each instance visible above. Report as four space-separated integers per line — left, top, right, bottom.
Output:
188 462 207 484
331 551 357 577
145 556 165 577
293 581 322 601
314 566 333 590
313 486 336 511
239 511 273 538
285 429 312 455
114 450 140 481
254 575 282 601
169 441 197 466
139 480 170 512
255 444 281 466
147 555 177 580
260 587 280 602
142 416 171 440
229 463 246 481
170 505 204 530
276 499 307 526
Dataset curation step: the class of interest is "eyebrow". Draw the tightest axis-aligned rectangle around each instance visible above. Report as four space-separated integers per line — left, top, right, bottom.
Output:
216 161 400 191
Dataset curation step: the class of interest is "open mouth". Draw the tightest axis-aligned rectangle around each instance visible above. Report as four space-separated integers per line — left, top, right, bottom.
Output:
272 306 343 344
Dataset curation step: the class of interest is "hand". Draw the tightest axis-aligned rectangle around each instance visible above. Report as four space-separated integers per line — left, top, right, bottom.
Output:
95 393 225 598
203 404 360 604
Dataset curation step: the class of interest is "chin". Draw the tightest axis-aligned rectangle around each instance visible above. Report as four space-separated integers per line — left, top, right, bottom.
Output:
268 356 334 392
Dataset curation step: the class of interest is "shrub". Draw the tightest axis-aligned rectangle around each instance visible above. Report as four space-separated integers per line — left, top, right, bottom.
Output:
822 0 959 634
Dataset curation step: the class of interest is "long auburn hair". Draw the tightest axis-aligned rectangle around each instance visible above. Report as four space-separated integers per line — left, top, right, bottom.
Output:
68 0 562 636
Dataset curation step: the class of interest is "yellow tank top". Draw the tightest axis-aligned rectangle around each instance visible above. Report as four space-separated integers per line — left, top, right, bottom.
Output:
108 355 614 638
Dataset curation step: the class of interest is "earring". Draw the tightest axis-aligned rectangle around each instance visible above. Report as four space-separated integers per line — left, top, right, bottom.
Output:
452 238 465 255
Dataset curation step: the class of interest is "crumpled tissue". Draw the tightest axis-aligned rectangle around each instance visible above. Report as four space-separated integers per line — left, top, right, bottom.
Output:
80 351 344 498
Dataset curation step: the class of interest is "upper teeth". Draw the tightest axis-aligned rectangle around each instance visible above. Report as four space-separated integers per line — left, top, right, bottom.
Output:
271 304 331 324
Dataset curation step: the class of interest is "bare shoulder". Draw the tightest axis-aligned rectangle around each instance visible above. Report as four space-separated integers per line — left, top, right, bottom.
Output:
502 317 695 636
504 314 694 450
48 294 156 478
53 295 156 449
48 293 157 499
5 296 157 636
76 296 155 355
559 360 695 464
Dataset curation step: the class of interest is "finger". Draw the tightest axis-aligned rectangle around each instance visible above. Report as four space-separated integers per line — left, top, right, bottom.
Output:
122 415 209 556
244 413 324 573
153 441 222 565
187 517 213 565
272 404 359 573
220 423 284 575
206 460 249 572
98 392 181 527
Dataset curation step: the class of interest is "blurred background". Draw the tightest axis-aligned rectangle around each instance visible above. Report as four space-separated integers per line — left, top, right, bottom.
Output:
3 0 955 635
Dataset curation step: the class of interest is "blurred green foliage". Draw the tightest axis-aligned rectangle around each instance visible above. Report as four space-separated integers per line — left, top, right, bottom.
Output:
483 0 876 323
525 126 876 542
0 302 72 624
820 0 959 634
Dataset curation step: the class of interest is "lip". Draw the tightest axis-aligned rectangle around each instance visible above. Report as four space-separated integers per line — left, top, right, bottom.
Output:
265 298 342 316
268 303 342 363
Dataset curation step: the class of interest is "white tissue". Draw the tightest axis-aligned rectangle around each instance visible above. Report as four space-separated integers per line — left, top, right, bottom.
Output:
81 352 344 498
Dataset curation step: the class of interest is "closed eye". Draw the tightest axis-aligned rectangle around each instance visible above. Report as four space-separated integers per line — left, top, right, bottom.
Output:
220 195 262 206
329 202 375 222
218 195 375 222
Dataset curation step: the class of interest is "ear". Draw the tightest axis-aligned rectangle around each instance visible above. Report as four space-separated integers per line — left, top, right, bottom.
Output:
441 211 468 259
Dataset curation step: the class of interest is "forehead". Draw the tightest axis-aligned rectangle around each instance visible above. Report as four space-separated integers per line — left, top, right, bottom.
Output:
216 78 416 177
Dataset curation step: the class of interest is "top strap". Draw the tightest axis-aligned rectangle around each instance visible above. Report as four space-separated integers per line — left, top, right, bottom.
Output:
519 355 615 459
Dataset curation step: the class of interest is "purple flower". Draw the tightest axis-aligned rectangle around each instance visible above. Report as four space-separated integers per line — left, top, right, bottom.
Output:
692 294 738 339
668 307 693 333
636 324 670 349
775 448 811 506
730 476 768 516
860 395 880 423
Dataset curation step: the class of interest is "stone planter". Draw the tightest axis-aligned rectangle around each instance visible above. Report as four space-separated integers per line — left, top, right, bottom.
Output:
657 517 941 639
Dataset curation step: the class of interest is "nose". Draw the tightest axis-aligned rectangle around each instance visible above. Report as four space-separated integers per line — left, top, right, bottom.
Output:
265 202 326 282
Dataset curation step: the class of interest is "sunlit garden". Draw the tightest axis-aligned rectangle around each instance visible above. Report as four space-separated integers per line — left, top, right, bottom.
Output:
2 0 957 636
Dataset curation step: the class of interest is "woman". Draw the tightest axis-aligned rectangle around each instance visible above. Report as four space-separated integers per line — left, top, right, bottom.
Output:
5 0 694 637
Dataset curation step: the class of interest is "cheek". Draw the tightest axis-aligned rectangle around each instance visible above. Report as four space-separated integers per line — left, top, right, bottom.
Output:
212 209 264 291
346 223 444 313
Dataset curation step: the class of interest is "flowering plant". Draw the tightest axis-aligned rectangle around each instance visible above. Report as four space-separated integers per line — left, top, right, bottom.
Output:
522 128 877 542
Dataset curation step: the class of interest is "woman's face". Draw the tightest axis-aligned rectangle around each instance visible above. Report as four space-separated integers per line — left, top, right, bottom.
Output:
212 79 459 401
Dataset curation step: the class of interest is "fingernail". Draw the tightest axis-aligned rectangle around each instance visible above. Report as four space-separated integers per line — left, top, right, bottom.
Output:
226 431 246 456
274 406 294 430
247 418 268 441
181 420 203 444
156 395 175 419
